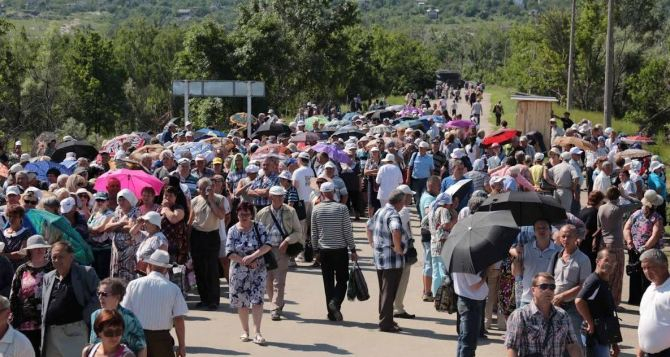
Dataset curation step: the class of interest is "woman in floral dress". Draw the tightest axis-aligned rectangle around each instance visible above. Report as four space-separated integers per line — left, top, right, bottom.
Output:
9 235 53 355
225 202 272 345
104 189 140 282
496 254 515 331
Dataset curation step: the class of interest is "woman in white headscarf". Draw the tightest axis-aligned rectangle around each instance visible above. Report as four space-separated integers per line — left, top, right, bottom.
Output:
104 189 140 281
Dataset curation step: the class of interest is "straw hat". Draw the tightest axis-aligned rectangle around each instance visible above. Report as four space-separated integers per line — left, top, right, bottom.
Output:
20 235 51 255
642 190 664 208
145 250 172 268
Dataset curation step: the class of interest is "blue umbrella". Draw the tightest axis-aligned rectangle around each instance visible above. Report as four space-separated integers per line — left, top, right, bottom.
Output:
341 112 358 122
419 115 446 124
195 128 226 140
24 161 73 182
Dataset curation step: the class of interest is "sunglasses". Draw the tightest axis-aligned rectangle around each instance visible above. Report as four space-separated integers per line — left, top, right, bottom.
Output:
102 328 123 338
97 291 110 298
535 283 556 291
78 194 89 198
24 200 38 205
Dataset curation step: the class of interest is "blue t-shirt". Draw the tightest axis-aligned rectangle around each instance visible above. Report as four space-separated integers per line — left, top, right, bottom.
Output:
410 153 434 179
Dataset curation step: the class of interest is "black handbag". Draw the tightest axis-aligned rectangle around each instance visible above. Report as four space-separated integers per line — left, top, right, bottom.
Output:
294 200 307 221
269 210 304 258
626 248 642 276
405 238 418 265
594 313 623 344
254 223 277 271
346 266 358 301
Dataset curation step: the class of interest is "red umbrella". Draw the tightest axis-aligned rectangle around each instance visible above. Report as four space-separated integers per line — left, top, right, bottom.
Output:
621 135 654 145
250 144 291 161
482 129 521 147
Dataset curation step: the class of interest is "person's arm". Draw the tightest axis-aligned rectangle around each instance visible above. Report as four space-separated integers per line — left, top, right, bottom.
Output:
506 349 519 357
207 194 227 220
128 220 143 237
174 316 186 357
623 216 634 250
553 284 583 305
392 228 403 255
644 218 664 250
575 297 594 335
162 206 185 225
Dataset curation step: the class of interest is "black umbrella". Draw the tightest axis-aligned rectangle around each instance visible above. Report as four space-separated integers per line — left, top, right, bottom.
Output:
251 121 291 139
477 191 567 226
332 126 366 140
365 109 395 120
444 178 473 206
51 140 99 162
441 211 520 274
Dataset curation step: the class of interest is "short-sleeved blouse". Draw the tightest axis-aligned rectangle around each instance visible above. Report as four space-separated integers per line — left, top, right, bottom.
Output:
629 209 663 250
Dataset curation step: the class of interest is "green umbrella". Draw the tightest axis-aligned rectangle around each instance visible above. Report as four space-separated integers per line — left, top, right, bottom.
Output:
26 209 93 265
305 115 329 131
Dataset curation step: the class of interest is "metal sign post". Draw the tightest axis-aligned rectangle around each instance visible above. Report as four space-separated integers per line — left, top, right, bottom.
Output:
172 80 265 134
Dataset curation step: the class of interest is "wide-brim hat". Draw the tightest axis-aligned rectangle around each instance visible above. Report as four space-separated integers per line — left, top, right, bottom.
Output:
642 189 664 208
145 250 172 268
20 235 51 255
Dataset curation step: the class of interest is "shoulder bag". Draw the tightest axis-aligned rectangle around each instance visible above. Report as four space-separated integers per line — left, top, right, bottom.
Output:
269 210 304 257
254 222 277 271
593 310 623 344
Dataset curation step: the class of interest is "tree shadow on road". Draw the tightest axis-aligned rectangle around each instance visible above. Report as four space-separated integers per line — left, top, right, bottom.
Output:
266 342 352 354
186 346 249 355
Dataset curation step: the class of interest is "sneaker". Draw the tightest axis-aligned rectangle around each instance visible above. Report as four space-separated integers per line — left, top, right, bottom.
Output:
422 292 434 302
271 309 281 321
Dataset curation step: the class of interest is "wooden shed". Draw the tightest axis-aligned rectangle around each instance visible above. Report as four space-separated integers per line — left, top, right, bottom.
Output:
511 93 558 152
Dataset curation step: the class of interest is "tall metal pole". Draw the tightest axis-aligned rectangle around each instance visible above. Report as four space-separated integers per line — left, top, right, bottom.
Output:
247 81 253 138
184 80 190 125
566 0 576 110
603 0 614 127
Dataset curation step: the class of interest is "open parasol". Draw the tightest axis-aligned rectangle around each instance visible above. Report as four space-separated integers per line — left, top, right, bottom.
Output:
481 128 521 147
615 148 652 160
553 136 596 151
250 144 291 161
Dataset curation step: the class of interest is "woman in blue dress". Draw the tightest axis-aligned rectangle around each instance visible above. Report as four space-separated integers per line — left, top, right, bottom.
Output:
226 202 272 345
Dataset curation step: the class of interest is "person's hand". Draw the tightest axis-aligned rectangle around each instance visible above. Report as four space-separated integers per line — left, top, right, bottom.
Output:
279 240 288 254
177 345 186 357
551 293 563 306
161 199 170 208
611 343 620 357
248 261 258 269
314 252 321 264
584 320 594 335
241 255 255 266
515 245 524 256
350 252 358 262
626 240 635 250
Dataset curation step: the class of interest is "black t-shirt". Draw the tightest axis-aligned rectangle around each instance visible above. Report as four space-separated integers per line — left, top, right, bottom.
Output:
576 272 615 319
45 273 84 326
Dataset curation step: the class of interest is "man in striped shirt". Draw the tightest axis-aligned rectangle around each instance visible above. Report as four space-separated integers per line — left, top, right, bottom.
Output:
367 189 407 333
311 182 357 321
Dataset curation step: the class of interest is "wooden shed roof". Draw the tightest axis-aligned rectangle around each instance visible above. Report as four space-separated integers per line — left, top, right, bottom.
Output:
510 93 558 102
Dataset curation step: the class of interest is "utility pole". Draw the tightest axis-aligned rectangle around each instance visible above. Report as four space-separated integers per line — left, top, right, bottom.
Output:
603 0 614 127
566 0 576 110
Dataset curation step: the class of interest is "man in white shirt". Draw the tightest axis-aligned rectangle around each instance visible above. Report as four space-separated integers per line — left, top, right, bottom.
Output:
0 295 34 356
122 250 188 357
593 161 613 195
637 249 670 356
471 98 483 124
376 154 403 207
292 152 315 261
453 270 488 357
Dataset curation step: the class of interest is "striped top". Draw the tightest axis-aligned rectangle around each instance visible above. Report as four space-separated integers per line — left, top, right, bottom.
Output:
310 201 355 252
121 271 188 331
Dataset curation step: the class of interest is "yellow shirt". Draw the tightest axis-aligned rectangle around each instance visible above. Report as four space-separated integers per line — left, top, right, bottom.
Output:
529 164 544 186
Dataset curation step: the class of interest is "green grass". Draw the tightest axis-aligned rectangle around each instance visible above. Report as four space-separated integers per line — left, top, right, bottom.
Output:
487 85 518 127
385 95 406 105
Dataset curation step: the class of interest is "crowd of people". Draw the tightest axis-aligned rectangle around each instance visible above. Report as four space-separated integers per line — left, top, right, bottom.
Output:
0 83 668 357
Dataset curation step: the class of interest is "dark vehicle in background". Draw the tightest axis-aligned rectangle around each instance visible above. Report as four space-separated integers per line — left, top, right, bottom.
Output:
435 70 464 89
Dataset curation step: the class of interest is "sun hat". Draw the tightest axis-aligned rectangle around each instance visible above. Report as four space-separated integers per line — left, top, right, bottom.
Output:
59 197 76 214
642 189 664 208
140 211 162 229
370 147 380 153
490 176 506 185
20 153 30 162
451 148 466 159
324 161 337 169
278 170 292 181
245 164 260 174
382 153 395 162
534 153 545 162
269 185 286 196
145 250 172 268
649 161 664 173
560 152 571 161
419 141 430 149
177 157 190 165
298 152 310 160
20 235 51 255
9 164 23 174
397 184 416 195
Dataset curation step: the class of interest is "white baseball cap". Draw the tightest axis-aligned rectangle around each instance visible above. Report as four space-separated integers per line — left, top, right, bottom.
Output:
324 161 337 169
245 164 260 174
534 153 545 162
15 140 21 146
450 148 466 159
419 141 430 149
59 197 76 214
278 170 292 180
20 154 30 162
5 186 20 196
140 211 162 229
177 157 190 165
298 152 310 160
569 147 583 155
397 184 416 195
320 182 335 193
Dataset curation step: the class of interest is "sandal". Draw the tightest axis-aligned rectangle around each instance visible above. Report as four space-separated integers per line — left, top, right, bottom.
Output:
253 334 266 345
240 332 251 342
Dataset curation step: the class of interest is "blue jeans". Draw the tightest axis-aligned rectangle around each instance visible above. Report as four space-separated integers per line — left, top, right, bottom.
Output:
431 255 446 296
562 302 584 348
422 241 433 277
457 295 484 357
581 334 610 357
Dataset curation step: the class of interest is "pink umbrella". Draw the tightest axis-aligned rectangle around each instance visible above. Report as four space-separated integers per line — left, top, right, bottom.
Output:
94 169 164 199
445 120 475 129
